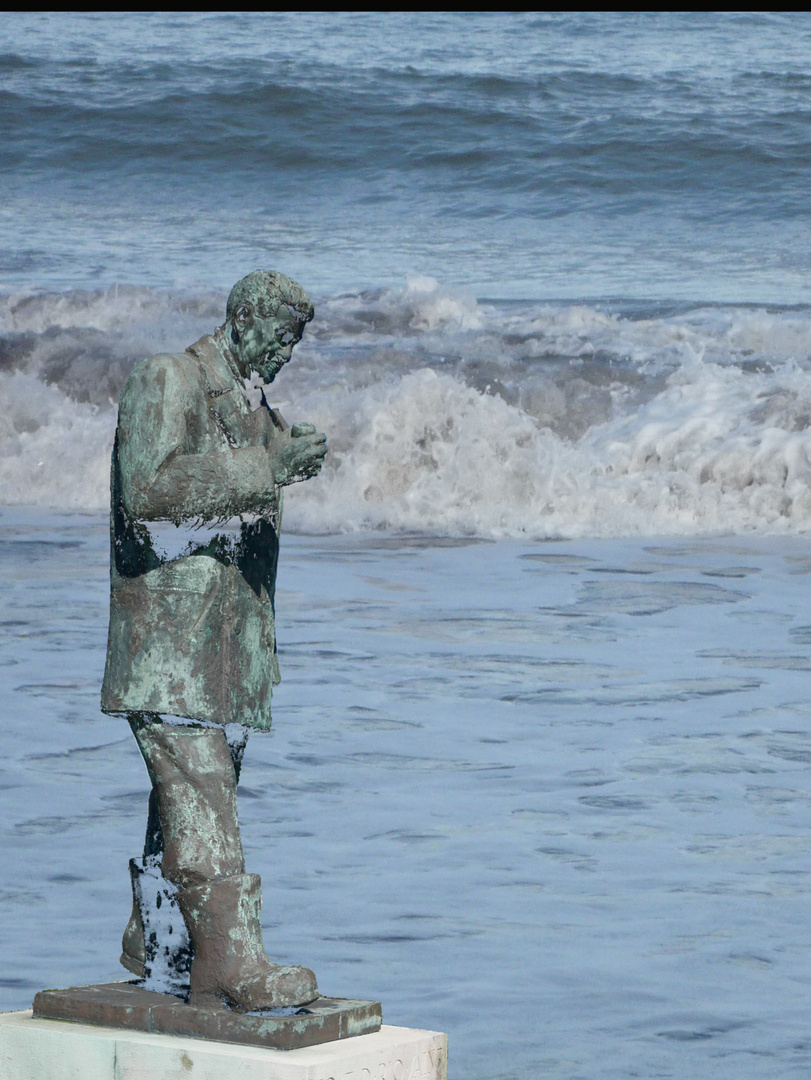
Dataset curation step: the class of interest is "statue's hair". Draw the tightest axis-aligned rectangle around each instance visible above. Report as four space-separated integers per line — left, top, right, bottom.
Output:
226 270 314 326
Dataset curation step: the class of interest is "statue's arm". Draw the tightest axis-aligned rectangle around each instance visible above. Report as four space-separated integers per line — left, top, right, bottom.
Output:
127 446 282 523
118 355 321 523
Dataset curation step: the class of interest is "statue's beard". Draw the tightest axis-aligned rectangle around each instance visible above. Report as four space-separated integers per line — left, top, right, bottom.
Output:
253 350 283 384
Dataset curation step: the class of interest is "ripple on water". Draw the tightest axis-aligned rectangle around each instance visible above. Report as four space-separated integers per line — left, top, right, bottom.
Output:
534 846 597 872
520 553 596 566
395 611 618 644
422 655 629 691
579 795 649 811
625 733 778 775
654 1017 753 1042
745 785 811 813
504 676 760 707
575 580 749 615
14 681 96 695
25 739 132 777
344 751 514 773
697 649 811 670
344 707 422 731
682 834 811 861
700 566 762 578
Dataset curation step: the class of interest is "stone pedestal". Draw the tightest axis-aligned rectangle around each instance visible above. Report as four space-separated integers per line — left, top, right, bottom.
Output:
0 1010 447 1080
33 982 381 1051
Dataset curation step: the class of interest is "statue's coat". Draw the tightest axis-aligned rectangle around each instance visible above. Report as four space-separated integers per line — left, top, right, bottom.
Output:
101 330 284 730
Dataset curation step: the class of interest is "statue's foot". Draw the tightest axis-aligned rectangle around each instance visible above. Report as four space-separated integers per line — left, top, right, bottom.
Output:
191 962 319 1012
178 873 319 1010
120 897 145 978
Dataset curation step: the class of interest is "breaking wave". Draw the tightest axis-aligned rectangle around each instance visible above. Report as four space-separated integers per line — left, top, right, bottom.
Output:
3 277 811 538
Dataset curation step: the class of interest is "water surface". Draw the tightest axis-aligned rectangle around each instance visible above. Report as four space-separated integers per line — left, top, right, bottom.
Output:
2 511 811 1078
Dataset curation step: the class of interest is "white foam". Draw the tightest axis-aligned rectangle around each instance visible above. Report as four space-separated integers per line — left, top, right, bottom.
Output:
0 285 220 337
401 273 483 332
280 361 811 538
0 371 113 510
5 285 811 537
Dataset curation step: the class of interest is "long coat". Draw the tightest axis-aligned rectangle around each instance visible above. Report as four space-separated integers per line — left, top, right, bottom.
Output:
101 330 286 730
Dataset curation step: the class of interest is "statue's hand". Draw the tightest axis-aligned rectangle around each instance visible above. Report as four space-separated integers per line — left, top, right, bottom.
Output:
271 424 327 485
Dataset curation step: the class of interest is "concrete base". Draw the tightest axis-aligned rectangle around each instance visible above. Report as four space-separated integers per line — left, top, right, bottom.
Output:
0 1010 447 1080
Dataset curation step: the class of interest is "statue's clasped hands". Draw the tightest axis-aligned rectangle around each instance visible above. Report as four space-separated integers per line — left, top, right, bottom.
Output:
273 422 327 485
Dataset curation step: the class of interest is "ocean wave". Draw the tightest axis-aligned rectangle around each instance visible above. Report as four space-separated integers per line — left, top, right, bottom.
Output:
0 370 112 510
283 362 811 538
5 13 811 206
3 281 811 537
7 13 811 303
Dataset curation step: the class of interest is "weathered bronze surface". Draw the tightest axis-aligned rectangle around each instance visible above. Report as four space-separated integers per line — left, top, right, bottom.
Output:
92 271 331 1013
101 271 325 727
32 983 382 1052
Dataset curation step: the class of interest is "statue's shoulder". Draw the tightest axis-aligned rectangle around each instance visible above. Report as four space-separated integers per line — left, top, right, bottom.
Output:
119 345 213 414
124 349 203 392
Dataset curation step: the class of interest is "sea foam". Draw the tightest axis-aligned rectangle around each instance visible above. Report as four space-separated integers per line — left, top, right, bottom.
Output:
3 279 811 538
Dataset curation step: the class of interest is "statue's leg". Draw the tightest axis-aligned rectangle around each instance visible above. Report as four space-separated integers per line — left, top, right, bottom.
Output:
120 714 165 979
121 714 196 991
132 719 318 1010
119 719 252 980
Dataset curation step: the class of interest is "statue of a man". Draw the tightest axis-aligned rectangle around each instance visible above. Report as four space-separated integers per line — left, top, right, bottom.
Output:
100 270 327 1011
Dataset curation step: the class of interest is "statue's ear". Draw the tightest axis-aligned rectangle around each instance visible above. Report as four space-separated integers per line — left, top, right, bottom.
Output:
231 303 253 343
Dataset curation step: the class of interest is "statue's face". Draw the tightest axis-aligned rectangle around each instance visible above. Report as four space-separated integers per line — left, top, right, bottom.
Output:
231 302 303 383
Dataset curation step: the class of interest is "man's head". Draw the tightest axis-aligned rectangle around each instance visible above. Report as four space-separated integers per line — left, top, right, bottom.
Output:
225 270 314 383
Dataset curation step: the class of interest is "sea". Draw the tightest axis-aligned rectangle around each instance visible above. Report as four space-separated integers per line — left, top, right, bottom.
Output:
3 11 811 1079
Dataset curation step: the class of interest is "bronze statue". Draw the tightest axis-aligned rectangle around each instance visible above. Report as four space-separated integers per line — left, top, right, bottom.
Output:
101 270 327 1012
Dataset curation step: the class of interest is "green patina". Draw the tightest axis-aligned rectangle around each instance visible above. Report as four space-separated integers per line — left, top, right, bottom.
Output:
101 270 327 730
103 272 326 1011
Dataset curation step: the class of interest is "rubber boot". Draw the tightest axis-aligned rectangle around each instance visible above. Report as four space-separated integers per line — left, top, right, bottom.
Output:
120 871 146 977
121 782 164 976
121 725 248 977
131 722 318 1010
178 873 318 1010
